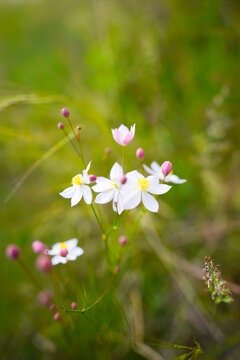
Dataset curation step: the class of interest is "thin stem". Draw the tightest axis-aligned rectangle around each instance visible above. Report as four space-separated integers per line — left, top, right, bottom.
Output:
122 146 126 169
63 129 81 159
67 117 78 141
91 204 105 233
18 258 44 291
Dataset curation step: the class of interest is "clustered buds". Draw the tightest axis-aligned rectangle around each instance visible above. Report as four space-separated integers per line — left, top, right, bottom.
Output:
203 256 233 304
136 148 145 159
161 161 172 177
61 108 70 118
6 244 20 260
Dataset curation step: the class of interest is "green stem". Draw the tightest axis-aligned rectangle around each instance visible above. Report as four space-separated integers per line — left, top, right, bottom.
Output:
122 146 126 169
91 204 105 233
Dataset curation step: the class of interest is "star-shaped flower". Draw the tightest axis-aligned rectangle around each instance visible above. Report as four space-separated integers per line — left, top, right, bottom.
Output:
143 161 186 184
46 239 84 265
92 162 126 214
123 171 171 212
59 162 93 206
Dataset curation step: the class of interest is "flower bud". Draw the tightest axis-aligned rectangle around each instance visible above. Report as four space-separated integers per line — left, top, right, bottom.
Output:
120 175 127 185
71 302 77 310
6 244 20 260
89 174 97 182
105 148 111 155
32 241 45 254
49 304 56 311
59 248 68 257
58 122 64 129
77 126 82 131
161 161 172 177
115 266 120 273
61 108 70 118
119 235 127 246
36 254 52 272
54 312 61 321
136 148 145 159
37 291 52 307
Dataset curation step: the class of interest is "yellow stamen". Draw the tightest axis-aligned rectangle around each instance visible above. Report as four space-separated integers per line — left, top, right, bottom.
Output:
112 180 118 188
60 242 67 249
72 174 82 185
138 178 150 191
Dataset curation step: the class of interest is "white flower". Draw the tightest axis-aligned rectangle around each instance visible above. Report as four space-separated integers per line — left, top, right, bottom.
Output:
123 171 171 212
92 162 126 214
111 124 135 146
59 162 93 206
143 161 187 184
46 238 84 265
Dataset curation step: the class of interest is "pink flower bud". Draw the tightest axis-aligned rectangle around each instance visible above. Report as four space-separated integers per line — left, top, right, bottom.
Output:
77 126 82 131
32 241 45 254
6 244 20 260
119 235 127 246
120 175 127 185
115 266 120 273
54 312 61 321
105 148 111 154
136 148 145 159
161 161 172 177
36 254 52 272
59 248 68 257
58 122 64 129
71 302 77 310
61 108 70 118
89 174 97 182
37 291 52 307
49 304 56 311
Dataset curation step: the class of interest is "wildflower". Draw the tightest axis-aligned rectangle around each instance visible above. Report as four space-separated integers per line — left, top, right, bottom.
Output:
32 240 45 254
119 235 127 246
54 312 61 321
92 162 126 214
71 302 77 310
46 238 84 265
61 108 70 118
161 161 172 176
49 304 56 311
58 122 64 129
6 244 20 260
36 254 52 272
136 148 145 159
203 257 233 304
89 174 97 182
59 162 93 207
123 171 171 212
112 124 135 146
143 161 186 184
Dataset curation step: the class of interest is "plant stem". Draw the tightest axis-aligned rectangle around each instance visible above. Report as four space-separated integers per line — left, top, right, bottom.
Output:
122 146 126 169
91 204 105 233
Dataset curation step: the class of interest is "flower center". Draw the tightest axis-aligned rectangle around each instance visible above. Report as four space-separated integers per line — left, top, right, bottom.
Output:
72 174 82 185
60 242 67 249
112 180 118 188
138 178 150 191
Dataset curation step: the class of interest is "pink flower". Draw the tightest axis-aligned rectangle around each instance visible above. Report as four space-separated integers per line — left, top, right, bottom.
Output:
111 124 135 146
32 241 46 254
6 244 20 260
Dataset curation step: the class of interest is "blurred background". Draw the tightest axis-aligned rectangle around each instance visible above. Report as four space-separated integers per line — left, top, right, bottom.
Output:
1 0 240 359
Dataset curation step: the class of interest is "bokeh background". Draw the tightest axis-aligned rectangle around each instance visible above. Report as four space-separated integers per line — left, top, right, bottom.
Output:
1 0 240 359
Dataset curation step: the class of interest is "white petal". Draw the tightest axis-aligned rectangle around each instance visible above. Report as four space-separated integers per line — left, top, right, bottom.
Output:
82 161 91 183
92 177 113 192
59 186 75 199
118 124 130 142
126 170 144 181
52 255 67 265
71 188 82 207
67 247 84 260
151 161 162 173
65 238 78 250
143 164 155 175
82 185 92 204
123 190 141 210
148 184 172 195
142 192 159 212
110 162 123 180
95 189 115 204
165 174 187 184
117 194 125 215
147 176 160 186
130 124 135 137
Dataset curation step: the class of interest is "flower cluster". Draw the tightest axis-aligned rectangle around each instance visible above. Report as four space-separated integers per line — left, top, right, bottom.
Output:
203 256 233 304
60 123 186 214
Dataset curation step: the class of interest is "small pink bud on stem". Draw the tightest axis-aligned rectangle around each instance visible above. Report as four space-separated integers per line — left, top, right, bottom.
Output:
50 304 56 311
54 312 61 321
161 161 172 177
59 248 68 257
105 148 111 155
58 122 64 129
32 241 45 254
119 235 127 246
71 302 77 310
61 108 70 118
36 254 52 272
77 126 82 131
37 291 52 307
6 244 20 260
136 148 145 159
89 174 97 182
120 175 127 185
